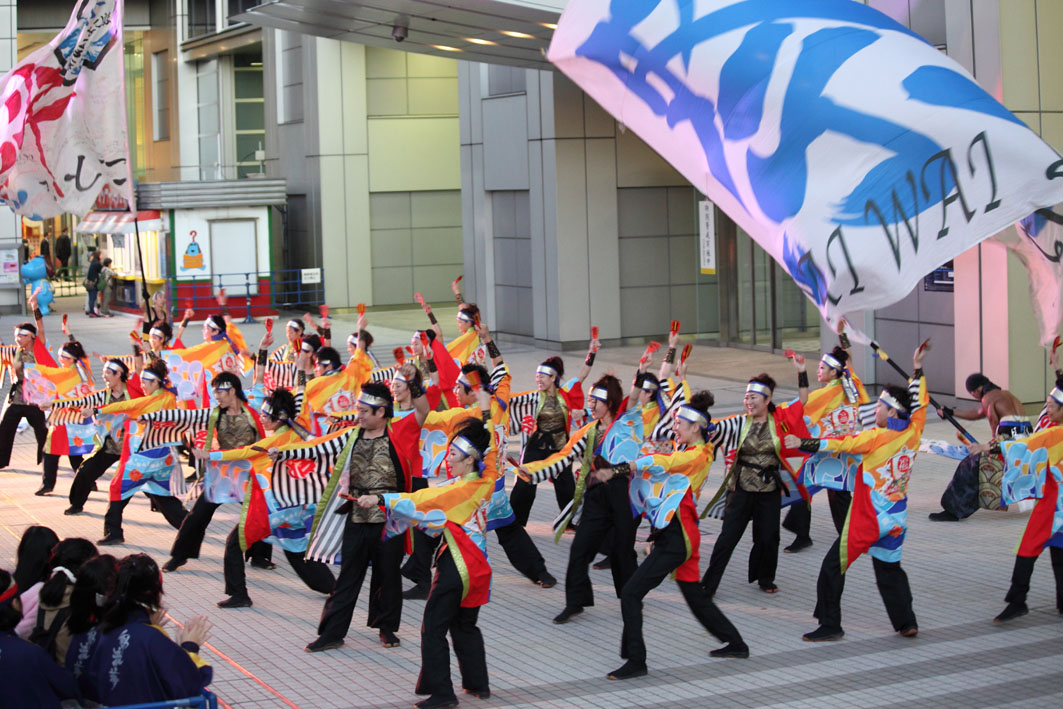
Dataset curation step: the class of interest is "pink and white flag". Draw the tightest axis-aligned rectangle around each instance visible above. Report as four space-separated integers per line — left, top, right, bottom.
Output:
0 0 131 219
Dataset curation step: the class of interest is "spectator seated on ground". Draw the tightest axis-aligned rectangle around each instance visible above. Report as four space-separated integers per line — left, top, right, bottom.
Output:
13 525 59 638
29 537 98 666
0 568 79 708
65 554 118 704
86 554 213 706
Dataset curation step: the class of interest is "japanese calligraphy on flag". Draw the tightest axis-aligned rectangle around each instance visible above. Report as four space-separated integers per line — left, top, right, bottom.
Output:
548 0 1063 325
0 0 131 219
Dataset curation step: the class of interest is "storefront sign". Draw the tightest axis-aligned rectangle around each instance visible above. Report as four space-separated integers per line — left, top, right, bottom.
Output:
301 268 322 284
698 200 716 275
0 249 19 285
94 183 131 212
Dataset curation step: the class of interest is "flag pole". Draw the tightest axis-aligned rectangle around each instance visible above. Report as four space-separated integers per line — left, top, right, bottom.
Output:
869 342 978 444
133 213 150 319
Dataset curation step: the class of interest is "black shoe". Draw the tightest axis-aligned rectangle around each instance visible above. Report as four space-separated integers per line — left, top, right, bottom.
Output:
415 696 459 709
34 486 53 496
217 596 253 609
97 535 124 546
63 506 83 516
784 537 813 553
304 637 344 653
162 557 187 573
928 510 960 522
249 559 277 570
553 606 583 624
710 643 750 658
379 629 400 648
802 626 845 642
607 660 648 680
403 584 430 600
592 556 611 570
463 688 490 699
994 603 1029 623
537 571 557 589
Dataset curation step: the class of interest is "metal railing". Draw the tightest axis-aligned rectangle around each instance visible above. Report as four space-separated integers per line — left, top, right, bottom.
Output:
168 269 325 323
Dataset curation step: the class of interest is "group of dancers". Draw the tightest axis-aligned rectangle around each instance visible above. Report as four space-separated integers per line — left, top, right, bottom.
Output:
1 280 1061 708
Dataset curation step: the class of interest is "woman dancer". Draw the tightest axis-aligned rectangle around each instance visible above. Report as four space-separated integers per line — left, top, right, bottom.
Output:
699 355 809 596
606 391 748 680
39 339 95 495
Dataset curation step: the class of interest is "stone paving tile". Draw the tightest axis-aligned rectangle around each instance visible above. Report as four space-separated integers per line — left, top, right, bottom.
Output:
0 301 1060 707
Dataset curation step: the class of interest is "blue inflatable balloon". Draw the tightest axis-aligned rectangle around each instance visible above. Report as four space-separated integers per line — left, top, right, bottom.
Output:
21 256 54 315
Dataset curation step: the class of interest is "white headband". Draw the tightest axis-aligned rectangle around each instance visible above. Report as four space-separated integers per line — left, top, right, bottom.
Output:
347 333 358 345
393 373 408 384
879 391 907 416
821 353 843 371
212 382 235 391
140 370 162 383
104 361 124 374
457 310 475 323
17 328 34 337
51 566 76 583
457 373 474 389
287 319 303 331
359 392 389 408
206 319 222 330
537 365 558 379
1050 387 1063 406
150 328 167 339
640 378 659 392
451 435 482 460
746 382 772 398
677 405 710 429
589 387 609 402
301 342 314 352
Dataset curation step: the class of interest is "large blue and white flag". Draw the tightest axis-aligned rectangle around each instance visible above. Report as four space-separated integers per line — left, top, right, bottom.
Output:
548 0 1063 325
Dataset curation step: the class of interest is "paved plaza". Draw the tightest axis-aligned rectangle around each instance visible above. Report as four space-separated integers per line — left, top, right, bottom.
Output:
0 299 1060 708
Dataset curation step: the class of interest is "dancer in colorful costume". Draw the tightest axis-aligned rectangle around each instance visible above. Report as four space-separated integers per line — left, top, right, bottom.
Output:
605 390 748 681
785 343 928 641
783 326 869 552
273 381 429 651
989 380 1063 623
699 356 810 596
518 375 644 625
381 406 497 708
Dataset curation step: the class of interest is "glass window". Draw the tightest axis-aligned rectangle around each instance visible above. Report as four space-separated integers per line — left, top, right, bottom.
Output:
152 50 170 141
188 0 216 38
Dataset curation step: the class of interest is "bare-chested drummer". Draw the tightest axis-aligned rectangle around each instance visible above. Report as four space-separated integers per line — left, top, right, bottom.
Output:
928 373 1029 522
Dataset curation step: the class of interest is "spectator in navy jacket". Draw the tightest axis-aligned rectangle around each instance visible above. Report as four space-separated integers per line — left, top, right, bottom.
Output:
0 568 79 709
65 554 117 704
87 554 213 706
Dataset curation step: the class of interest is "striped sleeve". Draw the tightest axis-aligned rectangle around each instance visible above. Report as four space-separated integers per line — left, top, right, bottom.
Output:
271 455 332 508
143 407 211 427
489 363 507 389
370 365 398 383
523 425 591 484
650 379 688 441
48 390 108 426
507 390 537 436
708 414 743 458
277 428 351 467
264 361 297 390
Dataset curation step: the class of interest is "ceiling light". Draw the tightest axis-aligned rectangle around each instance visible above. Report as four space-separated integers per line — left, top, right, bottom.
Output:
432 44 462 52
500 30 535 39
465 38 498 46
539 23 557 30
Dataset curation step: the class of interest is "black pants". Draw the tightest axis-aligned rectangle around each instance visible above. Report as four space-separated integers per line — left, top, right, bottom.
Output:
702 488 781 594
565 477 638 608
170 495 221 560
621 516 745 664
103 494 188 538
317 521 404 640
939 452 983 519
0 403 47 468
41 453 83 491
553 468 576 515
494 521 548 582
782 490 852 541
509 437 562 528
69 452 120 508
813 537 917 632
1004 547 1063 610
223 524 335 598
415 551 488 701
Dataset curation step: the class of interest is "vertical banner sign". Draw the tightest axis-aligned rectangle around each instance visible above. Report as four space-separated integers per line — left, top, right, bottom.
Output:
699 200 716 275
548 0 1063 327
